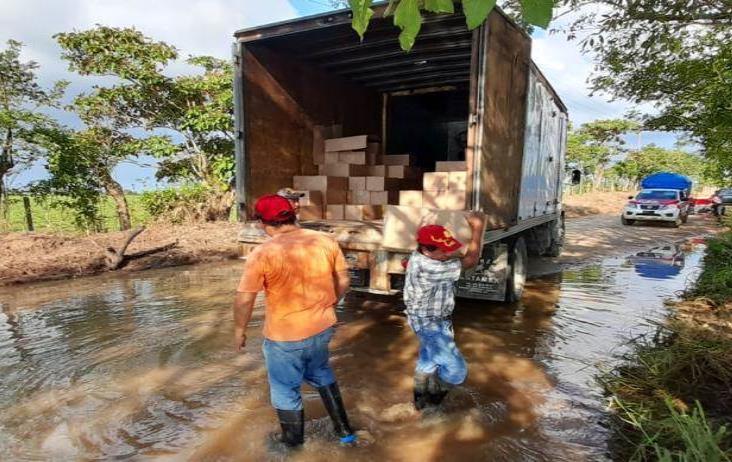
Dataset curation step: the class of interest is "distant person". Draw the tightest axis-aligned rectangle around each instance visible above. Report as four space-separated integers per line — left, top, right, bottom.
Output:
403 216 485 410
232 195 356 448
277 188 305 214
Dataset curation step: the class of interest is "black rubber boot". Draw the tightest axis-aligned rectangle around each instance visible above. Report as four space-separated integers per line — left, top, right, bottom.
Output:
317 382 357 444
427 374 453 407
414 372 431 410
275 409 304 448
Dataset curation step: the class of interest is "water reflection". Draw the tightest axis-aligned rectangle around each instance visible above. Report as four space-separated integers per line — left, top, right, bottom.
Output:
627 244 686 280
0 245 705 460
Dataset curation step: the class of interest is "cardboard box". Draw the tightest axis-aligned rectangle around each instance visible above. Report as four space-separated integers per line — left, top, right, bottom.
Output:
369 165 387 176
324 152 341 164
297 190 323 208
345 205 383 221
448 171 468 190
381 205 483 253
325 135 368 152
338 151 367 165
299 205 323 220
348 190 371 205
386 165 420 179
293 176 348 192
318 164 370 177
399 190 423 208
383 154 414 166
366 142 382 165
369 191 399 205
423 189 466 210
435 161 467 172
324 189 349 205
325 205 345 220
366 176 402 191
349 176 366 191
423 172 450 191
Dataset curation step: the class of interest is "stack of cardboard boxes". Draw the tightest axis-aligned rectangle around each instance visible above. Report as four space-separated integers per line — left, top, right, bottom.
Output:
292 135 422 221
398 161 468 211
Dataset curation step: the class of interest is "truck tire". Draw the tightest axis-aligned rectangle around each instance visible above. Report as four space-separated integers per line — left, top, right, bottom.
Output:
505 237 528 303
621 216 635 226
544 215 565 257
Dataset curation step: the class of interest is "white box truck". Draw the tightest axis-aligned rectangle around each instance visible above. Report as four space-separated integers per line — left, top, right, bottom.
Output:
233 6 568 302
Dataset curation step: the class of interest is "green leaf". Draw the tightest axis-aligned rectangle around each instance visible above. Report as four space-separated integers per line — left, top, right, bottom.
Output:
394 0 422 51
424 0 454 14
349 0 374 40
520 0 553 29
463 0 497 30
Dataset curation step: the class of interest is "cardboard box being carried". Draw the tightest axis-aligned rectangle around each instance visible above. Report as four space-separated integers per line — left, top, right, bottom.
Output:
381 205 484 254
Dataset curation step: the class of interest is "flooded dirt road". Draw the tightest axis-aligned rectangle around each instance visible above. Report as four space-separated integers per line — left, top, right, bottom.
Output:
0 230 708 461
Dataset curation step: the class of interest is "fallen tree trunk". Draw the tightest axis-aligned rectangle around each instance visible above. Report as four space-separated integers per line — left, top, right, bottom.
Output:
104 227 178 270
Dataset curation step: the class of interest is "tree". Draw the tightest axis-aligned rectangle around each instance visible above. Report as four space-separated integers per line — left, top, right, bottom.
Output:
563 0 732 184
0 40 67 206
55 27 235 220
566 119 640 185
612 145 708 183
347 0 557 51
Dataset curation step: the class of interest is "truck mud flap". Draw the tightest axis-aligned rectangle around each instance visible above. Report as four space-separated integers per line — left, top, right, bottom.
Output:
456 243 509 301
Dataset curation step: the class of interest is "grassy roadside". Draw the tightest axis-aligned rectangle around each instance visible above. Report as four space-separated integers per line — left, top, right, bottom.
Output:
600 226 732 461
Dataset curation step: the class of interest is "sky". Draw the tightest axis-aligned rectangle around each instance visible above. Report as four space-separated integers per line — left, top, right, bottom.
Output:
1 0 679 191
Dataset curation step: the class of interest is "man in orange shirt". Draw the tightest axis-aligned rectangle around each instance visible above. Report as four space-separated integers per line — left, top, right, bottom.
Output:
233 195 356 448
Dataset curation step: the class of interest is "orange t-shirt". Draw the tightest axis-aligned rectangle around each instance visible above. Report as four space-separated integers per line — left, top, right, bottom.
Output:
237 228 348 341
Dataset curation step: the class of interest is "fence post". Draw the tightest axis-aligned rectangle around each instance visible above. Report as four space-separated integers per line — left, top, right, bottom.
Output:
23 196 34 232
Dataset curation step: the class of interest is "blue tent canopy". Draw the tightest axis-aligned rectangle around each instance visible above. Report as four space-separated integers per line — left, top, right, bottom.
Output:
641 172 693 190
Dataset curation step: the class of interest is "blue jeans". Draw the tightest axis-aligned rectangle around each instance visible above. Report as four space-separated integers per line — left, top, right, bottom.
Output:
262 327 337 411
411 318 467 385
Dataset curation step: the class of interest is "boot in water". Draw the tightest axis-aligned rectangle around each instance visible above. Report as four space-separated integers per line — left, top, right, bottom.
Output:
414 372 432 410
426 374 452 407
318 382 358 445
271 409 304 448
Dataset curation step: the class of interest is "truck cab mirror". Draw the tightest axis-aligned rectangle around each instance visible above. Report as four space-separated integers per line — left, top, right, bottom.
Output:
571 169 581 185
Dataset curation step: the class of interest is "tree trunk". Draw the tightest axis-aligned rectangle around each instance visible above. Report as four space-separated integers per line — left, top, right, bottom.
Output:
1 128 15 206
99 170 131 231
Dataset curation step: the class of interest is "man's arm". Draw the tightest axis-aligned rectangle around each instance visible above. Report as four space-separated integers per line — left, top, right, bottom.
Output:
232 291 257 351
335 270 351 300
460 212 486 270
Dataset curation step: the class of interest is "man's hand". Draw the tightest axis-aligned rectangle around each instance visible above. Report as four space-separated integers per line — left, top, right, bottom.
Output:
234 328 247 352
466 212 486 231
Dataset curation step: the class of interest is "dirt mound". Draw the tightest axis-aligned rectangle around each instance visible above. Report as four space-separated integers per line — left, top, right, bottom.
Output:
0 222 241 286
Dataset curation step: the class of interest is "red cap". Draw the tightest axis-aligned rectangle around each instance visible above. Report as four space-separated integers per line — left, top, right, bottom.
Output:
254 194 295 222
416 225 463 253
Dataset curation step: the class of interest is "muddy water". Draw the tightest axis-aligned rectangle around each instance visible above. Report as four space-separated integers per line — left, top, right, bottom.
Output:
0 244 704 461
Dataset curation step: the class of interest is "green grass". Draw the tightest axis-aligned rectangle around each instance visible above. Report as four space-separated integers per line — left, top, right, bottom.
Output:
599 321 732 461
0 194 151 234
692 231 732 304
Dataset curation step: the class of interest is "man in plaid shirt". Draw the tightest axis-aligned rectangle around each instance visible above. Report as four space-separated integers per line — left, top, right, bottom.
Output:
404 216 485 410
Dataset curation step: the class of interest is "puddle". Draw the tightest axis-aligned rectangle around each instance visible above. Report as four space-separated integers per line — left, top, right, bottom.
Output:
0 242 705 460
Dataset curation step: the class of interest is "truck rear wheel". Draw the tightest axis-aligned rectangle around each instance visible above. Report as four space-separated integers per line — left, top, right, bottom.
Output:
505 237 527 303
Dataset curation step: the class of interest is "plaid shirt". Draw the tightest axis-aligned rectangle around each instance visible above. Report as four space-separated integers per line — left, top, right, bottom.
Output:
403 251 462 330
